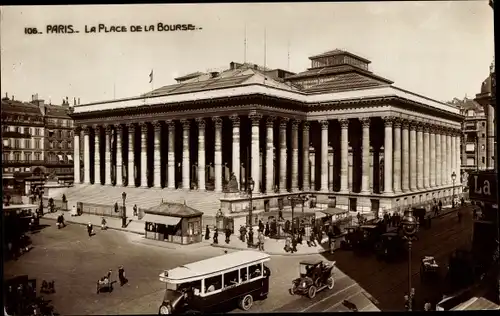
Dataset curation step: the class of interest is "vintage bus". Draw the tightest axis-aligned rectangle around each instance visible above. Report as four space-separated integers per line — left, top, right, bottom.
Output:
158 250 271 314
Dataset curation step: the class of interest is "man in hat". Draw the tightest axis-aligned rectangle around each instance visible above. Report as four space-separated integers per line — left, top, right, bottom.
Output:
87 222 93 237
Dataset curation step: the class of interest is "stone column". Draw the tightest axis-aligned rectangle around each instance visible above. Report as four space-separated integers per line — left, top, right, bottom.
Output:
320 120 329 192
83 126 91 184
167 120 176 189
116 124 124 187
181 119 190 190
139 123 148 188
249 112 262 191
430 128 436 188
409 121 417 191
230 115 240 188
328 145 334 191
73 127 81 184
435 128 442 186
455 132 461 180
104 125 112 185
279 118 289 193
393 118 402 193
417 123 424 190
127 123 135 187
291 120 300 192
265 116 275 194
451 130 456 176
152 121 161 188
383 117 394 194
423 124 430 189
441 131 446 186
309 146 316 190
461 132 466 174
302 122 310 191
360 117 371 193
93 125 101 185
401 120 410 192
340 119 349 193
446 130 452 185
196 118 206 191
213 116 223 193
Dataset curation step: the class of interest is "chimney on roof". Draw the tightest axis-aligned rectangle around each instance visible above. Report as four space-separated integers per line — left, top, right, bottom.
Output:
78 98 80 105
254 64 258 70
62 98 65 105
74 97 76 106
66 96 69 104
12 95 14 101
210 72 219 78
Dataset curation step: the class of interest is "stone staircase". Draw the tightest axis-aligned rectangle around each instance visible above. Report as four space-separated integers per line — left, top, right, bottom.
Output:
47 184 224 216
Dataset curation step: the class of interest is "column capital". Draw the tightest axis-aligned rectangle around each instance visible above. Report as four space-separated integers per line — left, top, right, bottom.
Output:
409 120 418 131
166 119 175 130
319 120 329 129
181 119 190 130
423 123 431 133
212 116 223 128
74 126 82 134
126 123 136 132
339 118 349 129
303 121 310 131
416 122 424 132
401 119 410 129
82 125 91 135
279 117 289 129
249 111 262 125
92 124 101 132
292 119 301 129
152 120 162 131
393 117 402 128
195 117 206 128
229 114 240 127
139 122 148 133
266 116 276 128
360 117 371 128
114 124 123 132
104 124 113 134
382 116 394 127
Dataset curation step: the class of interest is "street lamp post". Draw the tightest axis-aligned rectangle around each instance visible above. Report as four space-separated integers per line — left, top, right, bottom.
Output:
287 196 296 235
451 171 457 208
121 192 127 228
247 177 255 232
401 208 418 311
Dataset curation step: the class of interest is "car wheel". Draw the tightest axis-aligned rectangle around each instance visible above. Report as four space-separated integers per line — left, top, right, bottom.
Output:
327 277 335 290
308 286 317 299
159 303 171 315
290 284 297 295
314 278 322 288
239 294 253 311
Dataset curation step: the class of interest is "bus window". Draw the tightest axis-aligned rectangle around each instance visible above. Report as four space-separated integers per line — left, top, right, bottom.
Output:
205 275 222 293
249 263 262 279
181 280 202 295
240 267 248 282
223 270 239 288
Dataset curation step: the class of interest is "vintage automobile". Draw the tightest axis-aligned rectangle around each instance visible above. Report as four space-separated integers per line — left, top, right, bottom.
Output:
290 260 336 299
420 256 440 281
340 226 361 250
375 232 406 261
355 224 385 252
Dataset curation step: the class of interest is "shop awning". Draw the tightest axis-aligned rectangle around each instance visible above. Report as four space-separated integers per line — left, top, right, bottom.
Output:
142 213 181 226
322 207 348 216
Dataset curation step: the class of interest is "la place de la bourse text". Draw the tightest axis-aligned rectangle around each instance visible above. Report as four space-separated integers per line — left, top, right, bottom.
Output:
42 23 198 34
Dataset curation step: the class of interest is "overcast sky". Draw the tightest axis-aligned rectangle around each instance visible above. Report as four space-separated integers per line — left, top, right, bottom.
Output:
0 2 494 105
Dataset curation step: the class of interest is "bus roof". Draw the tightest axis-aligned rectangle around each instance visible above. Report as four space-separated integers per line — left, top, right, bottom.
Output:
3 204 39 211
160 250 270 283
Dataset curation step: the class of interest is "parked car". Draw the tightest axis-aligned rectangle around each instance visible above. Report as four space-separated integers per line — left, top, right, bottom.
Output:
290 260 336 299
375 232 407 261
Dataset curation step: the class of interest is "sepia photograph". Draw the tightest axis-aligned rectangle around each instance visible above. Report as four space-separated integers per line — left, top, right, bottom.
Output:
1 1 498 314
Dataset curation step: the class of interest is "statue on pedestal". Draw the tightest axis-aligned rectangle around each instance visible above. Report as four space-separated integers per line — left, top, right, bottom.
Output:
226 172 239 193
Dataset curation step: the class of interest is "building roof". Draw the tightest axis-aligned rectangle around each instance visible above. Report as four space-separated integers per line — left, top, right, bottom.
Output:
309 49 371 64
1 99 43 117
145 202 203 218
44 104 71 119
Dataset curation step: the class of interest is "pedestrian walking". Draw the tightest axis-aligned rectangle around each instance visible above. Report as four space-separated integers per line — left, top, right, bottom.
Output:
133 204 138 217
87 222 93 237
461 197 465 207
248 229 254 247
213 228 218 244
264 222 270 237
101 217 107 230
291 234 298 253
258 231 265 251
225 227 231 244
284 235 292 252
240 225 247 242
114 202 119 213
258 220 264 233
205 225 210 240
438 200 442 213
118 266 128 286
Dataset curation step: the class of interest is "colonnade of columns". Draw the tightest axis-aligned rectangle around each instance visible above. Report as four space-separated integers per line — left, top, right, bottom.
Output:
73 114 462 195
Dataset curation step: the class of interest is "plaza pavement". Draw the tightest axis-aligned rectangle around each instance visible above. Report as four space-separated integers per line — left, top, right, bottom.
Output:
42 203 462 256
4 218 380 315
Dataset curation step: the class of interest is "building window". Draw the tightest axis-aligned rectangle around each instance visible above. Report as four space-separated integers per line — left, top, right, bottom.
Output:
24 127 29 134
14 152 21 161
14 139 20 148
3 153 9 161
35 139 41 149
482 133 485 138
35 153 41 161
482 157 485 163
25 153 31 162
481 144 485 150
24 139 30 149
68 141 72 149
50 141 54 149
15 127 21 133
35 128 41 136
482 122 486 127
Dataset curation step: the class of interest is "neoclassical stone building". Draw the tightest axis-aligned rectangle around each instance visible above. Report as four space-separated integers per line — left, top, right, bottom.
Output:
67 49 463 220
